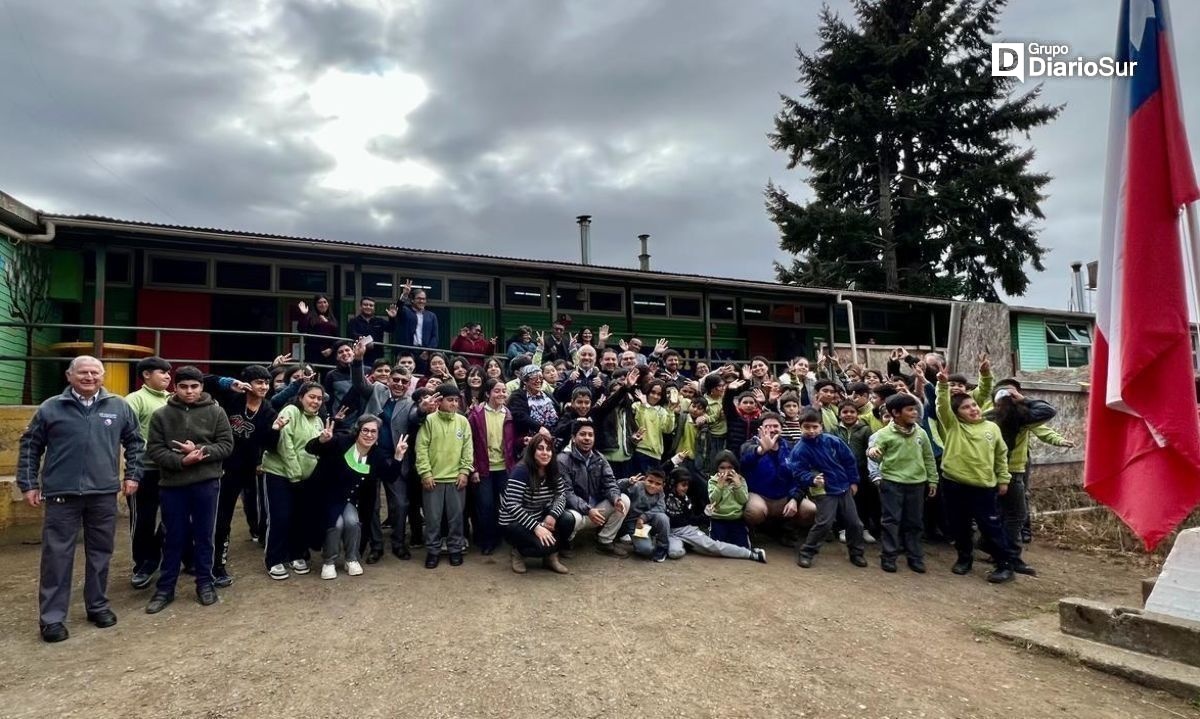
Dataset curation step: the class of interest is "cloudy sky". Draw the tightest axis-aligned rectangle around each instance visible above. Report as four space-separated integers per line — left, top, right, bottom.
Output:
2 0 1198 311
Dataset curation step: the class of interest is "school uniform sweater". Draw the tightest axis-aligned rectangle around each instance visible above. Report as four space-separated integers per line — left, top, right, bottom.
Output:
415 410 473 482
260 405 323 481
935 381 1010 488
706 472 749 520
868 422 937 485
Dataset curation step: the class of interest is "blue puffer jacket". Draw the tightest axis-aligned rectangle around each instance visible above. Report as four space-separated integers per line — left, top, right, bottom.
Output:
786 433 859 498
739 437 797 501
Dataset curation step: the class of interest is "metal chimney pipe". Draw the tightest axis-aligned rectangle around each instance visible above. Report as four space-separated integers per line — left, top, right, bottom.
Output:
1070 261 1086 312
576 215 592 265
638 234 650 271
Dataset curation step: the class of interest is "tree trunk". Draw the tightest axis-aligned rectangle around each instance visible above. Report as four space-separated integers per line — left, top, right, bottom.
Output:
22 327 34 405
877 150 899 292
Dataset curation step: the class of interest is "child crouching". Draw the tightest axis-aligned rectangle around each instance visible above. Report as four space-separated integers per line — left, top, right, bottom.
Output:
665 470 766 562
618 471 672 562
706 451 751 549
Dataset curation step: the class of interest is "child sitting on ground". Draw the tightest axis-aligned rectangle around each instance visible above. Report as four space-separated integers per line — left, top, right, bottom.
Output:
706 450 751 549
618 471 671 562
664 470 766 562
787 409 868 569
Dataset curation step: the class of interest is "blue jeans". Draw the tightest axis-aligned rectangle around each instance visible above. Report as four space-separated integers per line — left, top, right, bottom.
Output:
473 469 507 552
157 479 220 595
631 452 660 475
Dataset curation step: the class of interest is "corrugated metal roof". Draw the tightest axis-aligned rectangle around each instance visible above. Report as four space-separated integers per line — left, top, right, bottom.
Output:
45 212 968 307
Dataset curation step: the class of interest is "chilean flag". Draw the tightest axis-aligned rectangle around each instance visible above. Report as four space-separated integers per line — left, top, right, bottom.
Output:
1086 0 1200 549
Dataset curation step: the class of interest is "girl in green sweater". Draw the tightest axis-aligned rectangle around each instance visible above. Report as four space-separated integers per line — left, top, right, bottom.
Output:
261 382 327 581
632 381 676 474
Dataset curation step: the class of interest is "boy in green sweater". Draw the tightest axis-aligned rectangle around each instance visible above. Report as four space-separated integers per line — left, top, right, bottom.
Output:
935 369 1024 584
415 384 474 568
125 356 173 589
867 394 937 573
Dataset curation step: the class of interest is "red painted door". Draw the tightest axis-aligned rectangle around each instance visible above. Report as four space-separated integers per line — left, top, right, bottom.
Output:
136 289 212 372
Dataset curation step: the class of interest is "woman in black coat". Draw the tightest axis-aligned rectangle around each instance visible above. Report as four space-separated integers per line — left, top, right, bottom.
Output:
304 415 406 580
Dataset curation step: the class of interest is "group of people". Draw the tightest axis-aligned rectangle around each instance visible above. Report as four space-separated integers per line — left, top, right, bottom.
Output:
17 306 1071 644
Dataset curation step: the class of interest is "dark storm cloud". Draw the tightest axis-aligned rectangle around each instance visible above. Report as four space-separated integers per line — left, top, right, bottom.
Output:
1 0 1198 309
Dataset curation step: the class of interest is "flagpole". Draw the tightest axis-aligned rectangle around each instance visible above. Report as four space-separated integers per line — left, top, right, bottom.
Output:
1187 201 1200 373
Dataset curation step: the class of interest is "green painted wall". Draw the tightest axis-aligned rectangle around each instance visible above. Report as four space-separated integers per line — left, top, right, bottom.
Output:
1014 314 1049 371
0 242 65 404
79 285 137 343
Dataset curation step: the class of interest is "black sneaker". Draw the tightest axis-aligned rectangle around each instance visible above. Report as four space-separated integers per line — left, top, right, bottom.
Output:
86 608 118 628
365 549 384 565
849 555 868 568
391 545 411 561
145 593 174 614
951 560 973 576
907 559 927 574
130 565 155 589
212 567 234 588
424 553 440 569
40 623 69 643
196 585 219 606
1020 526 1033 544
796 554 814 569
652 547 668 563
987 567 1016 584
449 552 464 566
1012 561 1038 577
881 557 898 573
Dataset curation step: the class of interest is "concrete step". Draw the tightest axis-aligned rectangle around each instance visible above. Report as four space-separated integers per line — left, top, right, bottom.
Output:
990 613 1200 700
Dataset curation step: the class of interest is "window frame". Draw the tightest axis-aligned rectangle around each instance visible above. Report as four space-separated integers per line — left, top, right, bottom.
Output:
502 280 549 309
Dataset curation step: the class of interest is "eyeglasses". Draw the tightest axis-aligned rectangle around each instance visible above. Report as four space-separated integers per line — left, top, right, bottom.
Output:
359 428 379 434
390 378 410 385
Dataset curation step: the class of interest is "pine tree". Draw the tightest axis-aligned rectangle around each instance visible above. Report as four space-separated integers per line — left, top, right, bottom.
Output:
767 0 1060 301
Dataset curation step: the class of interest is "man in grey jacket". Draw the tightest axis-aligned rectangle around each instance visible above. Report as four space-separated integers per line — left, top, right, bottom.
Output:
17 355 145 643
558 418 629 557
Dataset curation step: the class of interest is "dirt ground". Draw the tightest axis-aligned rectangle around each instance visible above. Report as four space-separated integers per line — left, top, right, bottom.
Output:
0 519 1197 719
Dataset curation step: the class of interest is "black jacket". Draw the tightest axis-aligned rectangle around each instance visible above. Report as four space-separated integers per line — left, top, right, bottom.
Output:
305 433 401 529
147 393 234 487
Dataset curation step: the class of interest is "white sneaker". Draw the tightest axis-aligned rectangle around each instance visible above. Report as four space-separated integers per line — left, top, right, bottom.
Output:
268 564 289 581
346 560 364 576
320 563 336 580
291 559 310 574
838 530 847 544
863 530 877 544
618 534 633 545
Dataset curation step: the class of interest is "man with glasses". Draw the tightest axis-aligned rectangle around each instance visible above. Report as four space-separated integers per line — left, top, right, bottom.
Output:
543 322 572 365
362 367 425 561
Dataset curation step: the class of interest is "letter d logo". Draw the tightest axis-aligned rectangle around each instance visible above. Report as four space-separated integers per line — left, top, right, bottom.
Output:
991 43 1024 82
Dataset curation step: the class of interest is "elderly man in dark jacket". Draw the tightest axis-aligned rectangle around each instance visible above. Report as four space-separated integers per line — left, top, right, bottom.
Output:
144 365 234 614
17 355 144 643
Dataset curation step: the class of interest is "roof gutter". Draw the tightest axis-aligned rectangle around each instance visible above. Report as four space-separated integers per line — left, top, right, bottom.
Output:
44 215 960 307
0 219 56 244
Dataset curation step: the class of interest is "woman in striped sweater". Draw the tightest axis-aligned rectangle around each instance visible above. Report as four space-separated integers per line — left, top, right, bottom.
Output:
499 434 575 575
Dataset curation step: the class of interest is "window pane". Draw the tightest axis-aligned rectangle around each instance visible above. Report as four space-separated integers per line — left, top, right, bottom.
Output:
84 250 133 284
361 272 395 298
743 301 770 321
278 266 329 293
670 296 701 317
709 298 735 321
149 256 208 286
215 261 271 290
448 278 491 305
406 276 443 302
556 286 586 311
803 306 827 325
504 283 545 307
343 271 357 296
1047 344 1068 368
1067 322 1092 344
1045 322 1071 342
632 292 668 316
1066 346 1090 367
589 289 623 313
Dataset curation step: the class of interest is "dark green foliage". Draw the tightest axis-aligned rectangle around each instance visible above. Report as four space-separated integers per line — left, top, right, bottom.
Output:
767 0 1060 301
